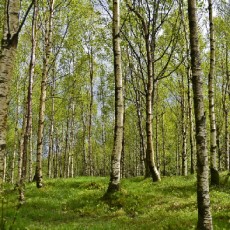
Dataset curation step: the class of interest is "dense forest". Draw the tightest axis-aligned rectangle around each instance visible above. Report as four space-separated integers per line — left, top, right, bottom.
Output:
0 0 230 229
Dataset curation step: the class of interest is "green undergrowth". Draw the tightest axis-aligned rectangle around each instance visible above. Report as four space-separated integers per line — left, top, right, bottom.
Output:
1 173 230 229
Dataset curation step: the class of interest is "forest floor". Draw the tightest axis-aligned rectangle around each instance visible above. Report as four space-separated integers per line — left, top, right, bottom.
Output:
2 173 230 229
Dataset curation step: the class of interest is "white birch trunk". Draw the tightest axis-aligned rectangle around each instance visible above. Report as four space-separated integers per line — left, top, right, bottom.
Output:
0 0 20 185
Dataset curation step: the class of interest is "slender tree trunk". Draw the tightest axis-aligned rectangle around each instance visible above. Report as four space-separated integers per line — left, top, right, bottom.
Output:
176 123 180 175
180 0 195 175
162 113 166 176
225 111 229 170
188 0 213 229
208 0 219 185
64 113 70 178
18 103 26 201
0 0 20 185
131 68 145 175
106 0 124 194
99 77 108 176
21 0 38 188
48 72 55 178
145 40 160 182
53 131 58 178
181 74 188 176
155 107 160 170
88 47 94 176
121 71 127 179
223 44 229 171
11 123 18 184
188 73 195 174
121 103 125 178
81 107 87 175
69 104 75 178
216 125 221 170
35 0 55 188
136 97 145 176
28 126 33 182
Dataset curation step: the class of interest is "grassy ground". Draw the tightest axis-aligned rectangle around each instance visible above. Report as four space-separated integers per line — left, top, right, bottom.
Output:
1 173 230 229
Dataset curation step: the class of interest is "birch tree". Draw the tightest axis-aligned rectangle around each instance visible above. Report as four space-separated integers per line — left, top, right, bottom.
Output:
106 0 124 193
208 0 219 185
35 0 55 188
0 0 20 185
188 0 213 228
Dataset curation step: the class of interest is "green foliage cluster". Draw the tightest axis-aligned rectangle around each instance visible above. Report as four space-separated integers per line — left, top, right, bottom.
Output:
1 174 230 229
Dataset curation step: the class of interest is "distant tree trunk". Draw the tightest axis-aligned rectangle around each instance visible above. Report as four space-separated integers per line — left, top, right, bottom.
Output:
216 125 222 170
188 0 213 229
106 0 124 194
121 70 127 178
53 131 59 178
208 0 219 185
155 102 160 170
180 0 195 175
136 92 145 176
18 101 26 201
180 1 195 174
21 0 38 185
88 47 94 176
181 74 188 176
28 126 33 182
162 113 166 176
81 107 87 175
224 112 229 170
0 0 20 185
64 112 70 178
35 0 55 188
121 100 126 178
188 73 195 174
48 73 55 178
176 123 181 175
69 103 75 178
11 121 18 184
223 44 229 171
99 77 108 176
129 62 145 176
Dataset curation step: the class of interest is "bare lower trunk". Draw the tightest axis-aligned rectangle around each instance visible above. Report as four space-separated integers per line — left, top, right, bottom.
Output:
188 0 213 229
106 0 124 194
145 43 160 182
208 0 219 185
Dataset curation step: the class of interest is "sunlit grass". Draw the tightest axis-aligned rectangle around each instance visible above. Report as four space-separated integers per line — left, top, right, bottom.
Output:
1 173 230 229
